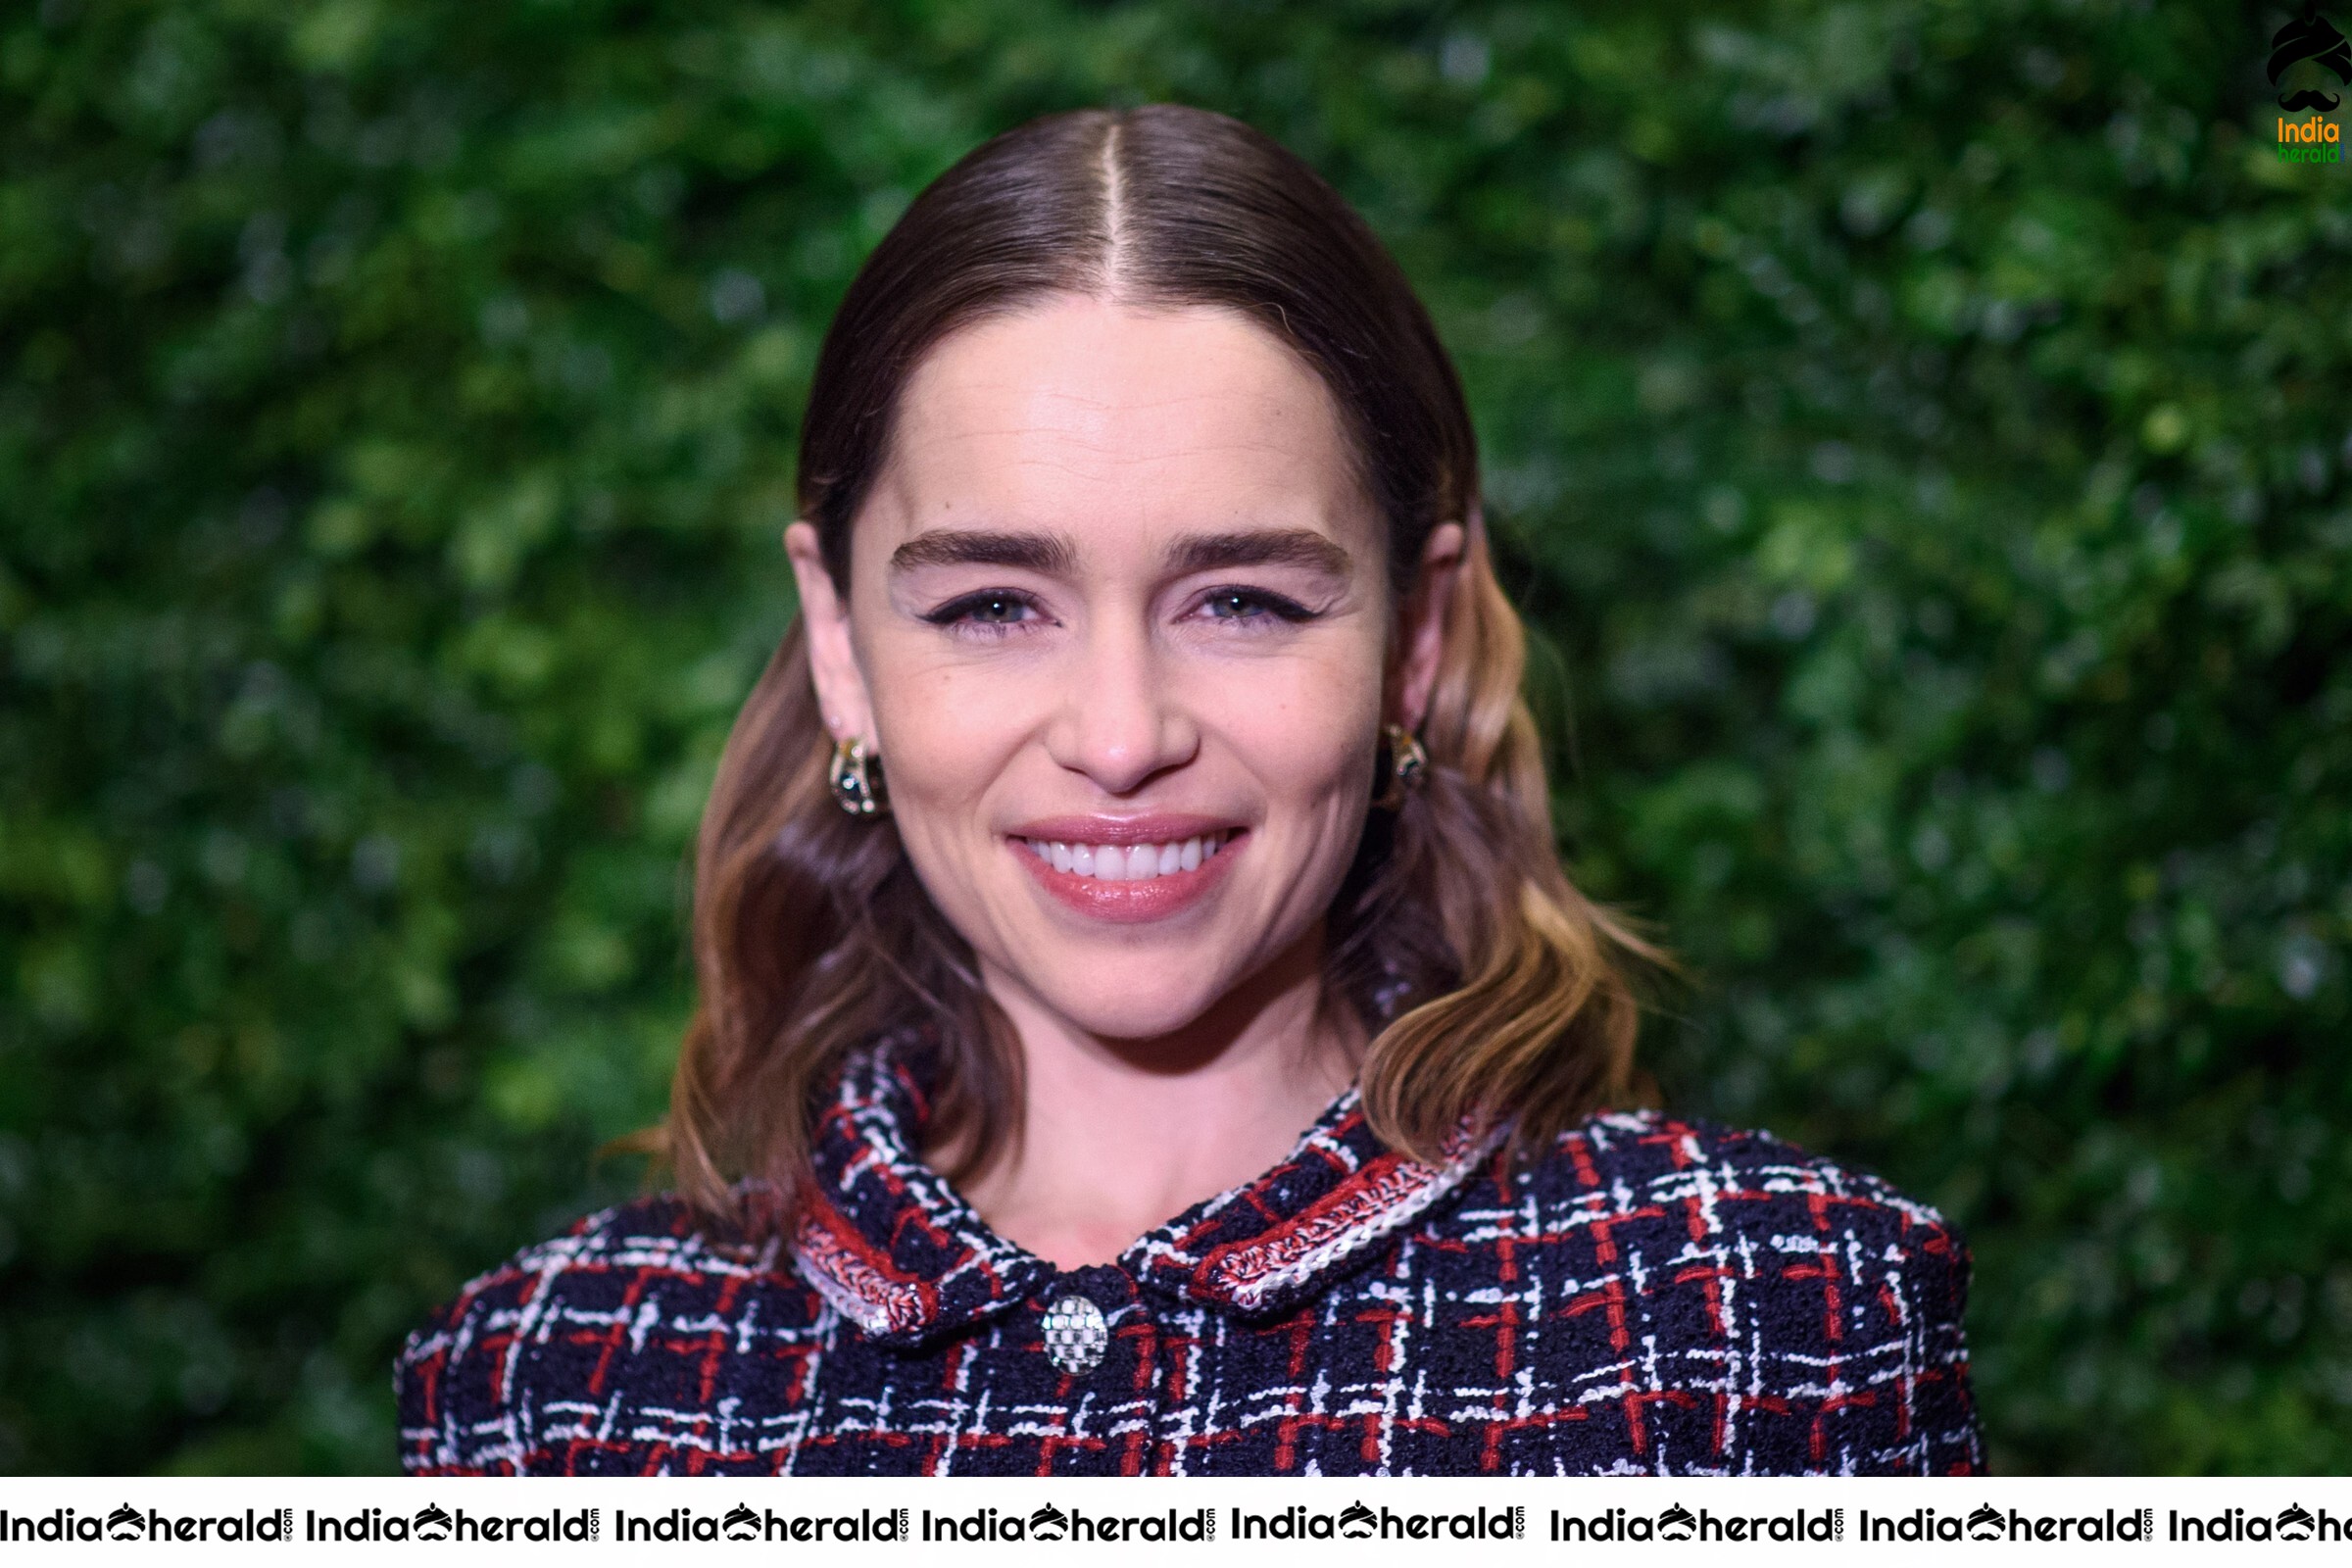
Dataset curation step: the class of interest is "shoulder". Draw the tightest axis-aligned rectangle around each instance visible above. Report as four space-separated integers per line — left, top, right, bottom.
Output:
1502 1107 1973 1307
1436 1108 1981 1474
1522 1107 1962 1247
394 1195 810 1475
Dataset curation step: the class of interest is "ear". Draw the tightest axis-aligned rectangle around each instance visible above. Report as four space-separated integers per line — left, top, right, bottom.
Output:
785 521 876 747
1391 521 1465 731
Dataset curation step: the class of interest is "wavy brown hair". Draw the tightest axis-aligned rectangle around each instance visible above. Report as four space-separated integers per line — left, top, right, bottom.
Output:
663 105 1648 1234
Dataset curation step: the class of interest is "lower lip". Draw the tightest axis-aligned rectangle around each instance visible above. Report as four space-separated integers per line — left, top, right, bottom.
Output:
1014 835 1246 924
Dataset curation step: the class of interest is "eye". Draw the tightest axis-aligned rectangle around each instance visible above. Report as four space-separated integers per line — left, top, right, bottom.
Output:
922 589 1046 634
1194 586 1315 625
961 593 1030 624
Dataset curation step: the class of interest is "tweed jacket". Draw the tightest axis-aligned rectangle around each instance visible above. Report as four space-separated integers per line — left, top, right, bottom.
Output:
397 1046 1981 1476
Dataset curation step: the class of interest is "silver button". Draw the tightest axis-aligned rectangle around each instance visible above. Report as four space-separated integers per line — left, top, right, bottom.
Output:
1040 1294 1108 1375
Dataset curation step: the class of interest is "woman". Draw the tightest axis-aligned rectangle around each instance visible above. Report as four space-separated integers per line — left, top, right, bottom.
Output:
398 105 1980 1476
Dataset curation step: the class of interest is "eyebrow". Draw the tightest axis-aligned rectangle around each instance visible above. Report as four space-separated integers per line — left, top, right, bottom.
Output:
1163 529 1351 578
888 529 1077 574
886 526 1353 580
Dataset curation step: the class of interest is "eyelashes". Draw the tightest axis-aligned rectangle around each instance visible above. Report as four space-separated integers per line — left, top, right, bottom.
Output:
920 590 1039 632
920 585 1321 637
1197 587 1317 624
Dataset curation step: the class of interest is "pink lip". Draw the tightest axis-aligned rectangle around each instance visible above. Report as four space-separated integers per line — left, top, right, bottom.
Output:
1006 817 1248 925
1007 813 1237 846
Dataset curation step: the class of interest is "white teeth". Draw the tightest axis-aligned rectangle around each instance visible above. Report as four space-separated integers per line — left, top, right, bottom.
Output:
1023 832 1232 880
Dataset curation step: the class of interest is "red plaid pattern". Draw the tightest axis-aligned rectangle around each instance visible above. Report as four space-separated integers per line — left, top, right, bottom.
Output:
398 1047 1981 1474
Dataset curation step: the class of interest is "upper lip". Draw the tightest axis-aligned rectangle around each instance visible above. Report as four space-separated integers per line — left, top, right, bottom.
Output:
1006 813 1241 846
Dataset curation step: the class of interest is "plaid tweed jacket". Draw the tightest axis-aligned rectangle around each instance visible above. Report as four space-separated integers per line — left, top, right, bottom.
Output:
397 1046 1981 1475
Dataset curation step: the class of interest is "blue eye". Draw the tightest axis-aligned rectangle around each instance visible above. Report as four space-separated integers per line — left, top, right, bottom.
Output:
963 594 1029 623
1199 588 1313 623
924 591 1041 630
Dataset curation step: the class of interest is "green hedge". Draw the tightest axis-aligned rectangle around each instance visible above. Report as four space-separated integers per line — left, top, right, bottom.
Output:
2 0 2344 1473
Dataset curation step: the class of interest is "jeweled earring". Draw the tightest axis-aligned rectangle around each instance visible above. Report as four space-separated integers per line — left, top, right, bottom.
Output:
1376 723 1429 810
829 737 887 817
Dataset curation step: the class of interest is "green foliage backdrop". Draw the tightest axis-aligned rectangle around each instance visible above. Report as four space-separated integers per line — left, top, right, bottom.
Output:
3 0 2345 1473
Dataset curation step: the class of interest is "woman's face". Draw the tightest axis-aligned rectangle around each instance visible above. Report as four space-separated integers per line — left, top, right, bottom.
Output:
790 297 1456 1047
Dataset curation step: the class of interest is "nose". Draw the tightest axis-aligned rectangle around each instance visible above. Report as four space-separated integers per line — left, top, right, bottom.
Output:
1042 616 1199 795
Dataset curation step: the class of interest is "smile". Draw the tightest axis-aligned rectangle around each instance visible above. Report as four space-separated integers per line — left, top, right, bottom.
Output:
1006 820 1247 923
1017 832 1234 881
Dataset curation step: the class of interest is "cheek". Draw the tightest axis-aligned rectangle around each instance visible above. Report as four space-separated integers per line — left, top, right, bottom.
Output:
858 662 1025 947
1198 655 1385 818
864 660 1025 821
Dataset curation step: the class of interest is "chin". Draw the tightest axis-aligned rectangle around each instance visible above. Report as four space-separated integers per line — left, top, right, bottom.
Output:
1026 970 1241 1046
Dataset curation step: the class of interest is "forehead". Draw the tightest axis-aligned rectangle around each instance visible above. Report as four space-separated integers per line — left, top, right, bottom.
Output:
861 296 1373 561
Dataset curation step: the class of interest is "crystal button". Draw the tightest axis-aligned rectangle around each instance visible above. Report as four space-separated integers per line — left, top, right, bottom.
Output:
1040 1294 1108 1375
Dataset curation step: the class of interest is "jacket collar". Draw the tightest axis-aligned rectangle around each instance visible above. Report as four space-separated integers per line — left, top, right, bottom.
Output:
789 1041 1501 1347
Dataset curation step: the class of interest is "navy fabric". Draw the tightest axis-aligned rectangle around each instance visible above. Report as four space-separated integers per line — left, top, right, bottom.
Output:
398 1046 1981 1475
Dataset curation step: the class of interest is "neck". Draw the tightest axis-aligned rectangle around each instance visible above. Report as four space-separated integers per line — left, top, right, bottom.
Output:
954 928 1362 1270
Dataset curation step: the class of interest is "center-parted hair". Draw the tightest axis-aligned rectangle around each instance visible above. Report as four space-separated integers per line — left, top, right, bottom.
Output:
664 105 1646 1233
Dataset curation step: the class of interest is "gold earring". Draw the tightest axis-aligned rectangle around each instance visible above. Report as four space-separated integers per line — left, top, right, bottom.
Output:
1376 723 1428 810
829 738 887 817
